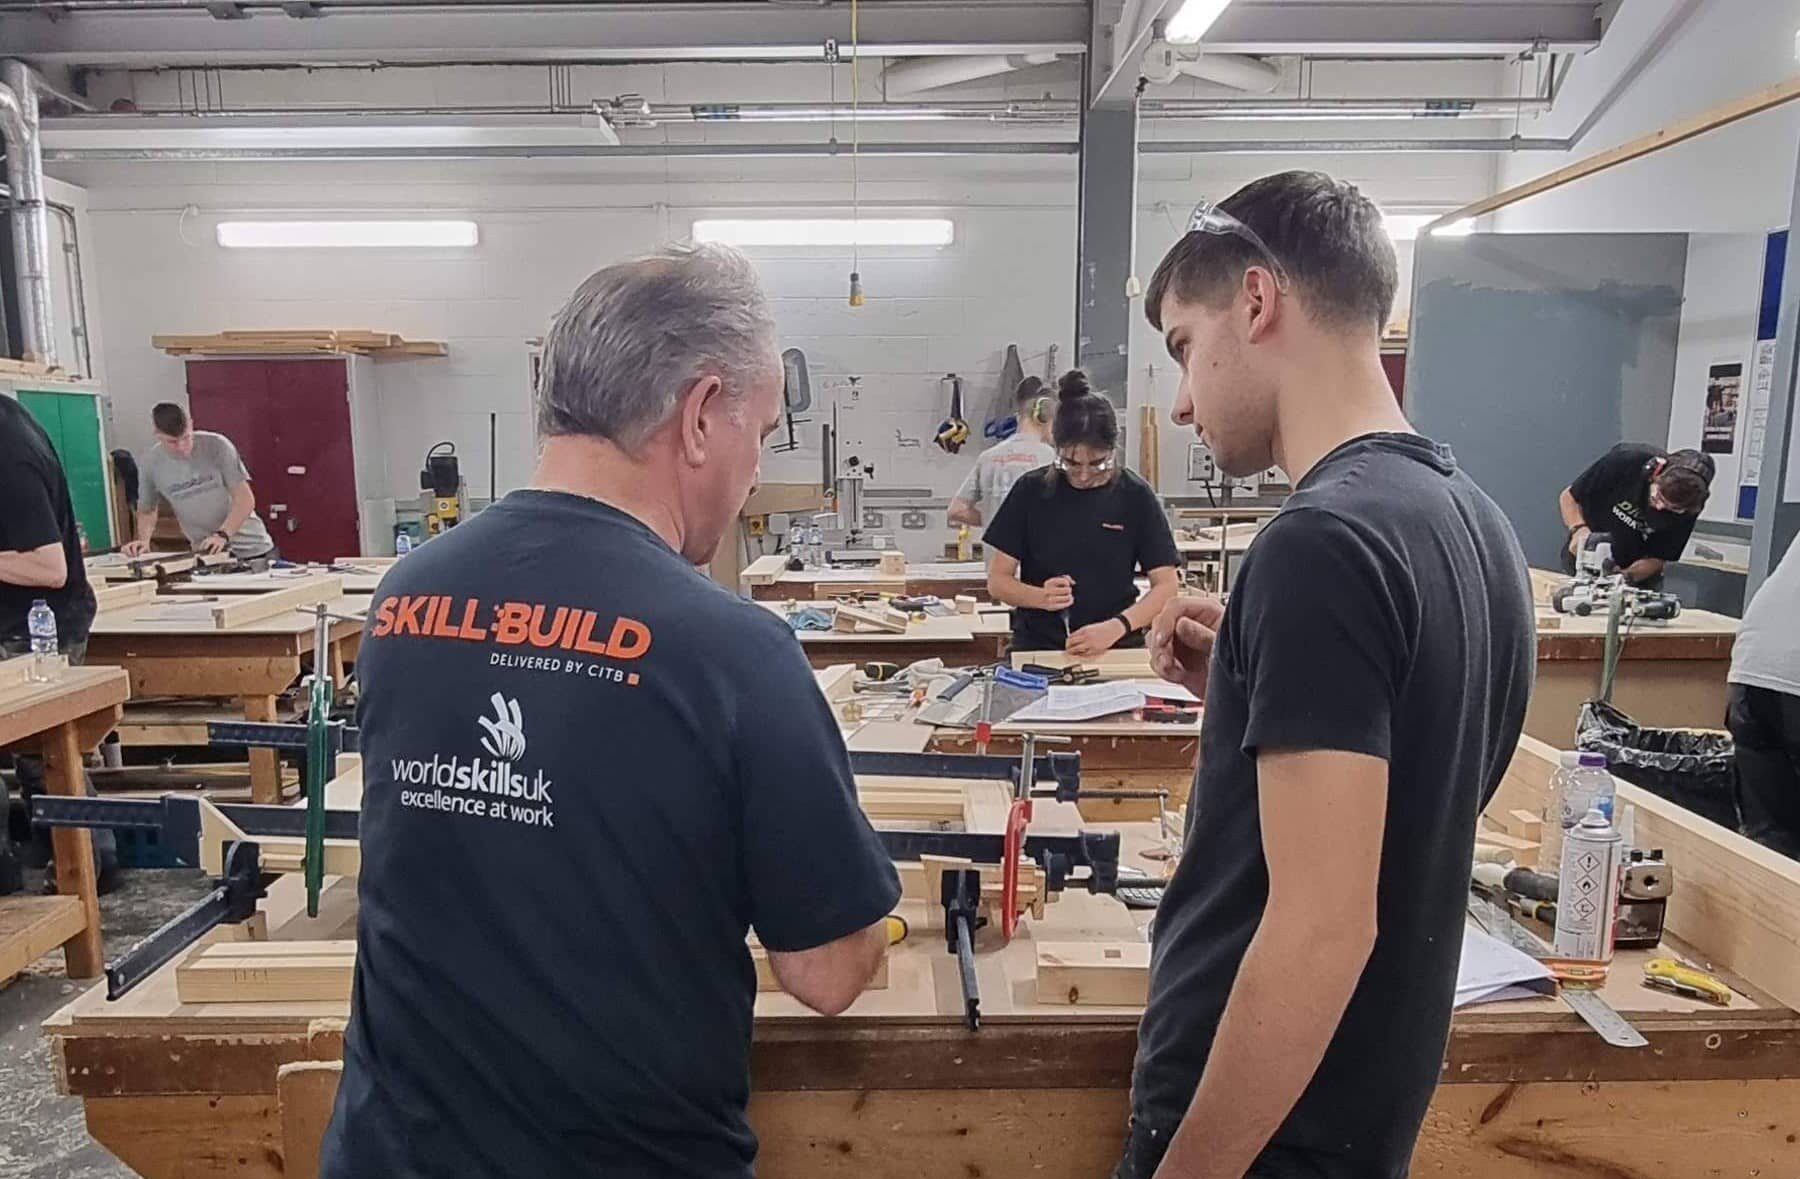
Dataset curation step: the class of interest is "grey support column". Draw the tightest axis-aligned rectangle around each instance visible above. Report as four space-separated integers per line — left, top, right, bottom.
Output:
1075 4 1140 406
1748 148 1800 598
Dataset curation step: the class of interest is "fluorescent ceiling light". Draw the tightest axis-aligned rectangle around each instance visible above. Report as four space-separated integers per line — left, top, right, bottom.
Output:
1165 0 1234 45
693 218 954 247
1384 214 1475 241
215 220 479 249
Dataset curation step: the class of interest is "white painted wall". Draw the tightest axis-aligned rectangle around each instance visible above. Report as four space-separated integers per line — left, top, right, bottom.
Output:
1667 232 1770 521
1492 0 1800 234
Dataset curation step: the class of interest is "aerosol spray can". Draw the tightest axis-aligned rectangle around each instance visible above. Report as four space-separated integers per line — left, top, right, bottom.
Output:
1554 804 1624 964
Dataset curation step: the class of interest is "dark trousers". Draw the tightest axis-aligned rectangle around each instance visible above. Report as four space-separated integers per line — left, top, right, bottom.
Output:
0 637 117 894
1728 683 1800 859
1113 1118 1306 1179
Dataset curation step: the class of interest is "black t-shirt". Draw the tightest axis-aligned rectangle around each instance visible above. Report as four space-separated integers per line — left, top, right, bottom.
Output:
982 467 1181 651
1131 434 1534 1177
0 397 95 647
1568 442 1699 566
320 490 901 1179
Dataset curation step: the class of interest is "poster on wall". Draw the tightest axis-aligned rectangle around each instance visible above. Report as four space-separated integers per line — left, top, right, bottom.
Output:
1702 362 1743 453
1739 230 1787 518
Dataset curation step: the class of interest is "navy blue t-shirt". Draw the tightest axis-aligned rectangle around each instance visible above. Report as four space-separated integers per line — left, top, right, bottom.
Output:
1130 434 1535 1177
320 489 901 1178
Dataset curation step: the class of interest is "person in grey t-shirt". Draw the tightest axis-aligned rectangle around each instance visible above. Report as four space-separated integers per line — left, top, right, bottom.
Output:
946 376 1056 528
122 402 277 561
1728 537 1800 858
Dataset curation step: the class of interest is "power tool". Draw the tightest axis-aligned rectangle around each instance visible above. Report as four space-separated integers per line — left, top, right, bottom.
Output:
419 441 464 535
1550 533 1681 621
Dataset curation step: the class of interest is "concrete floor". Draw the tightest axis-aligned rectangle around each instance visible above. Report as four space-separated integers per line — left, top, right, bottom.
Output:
1 867 213 1179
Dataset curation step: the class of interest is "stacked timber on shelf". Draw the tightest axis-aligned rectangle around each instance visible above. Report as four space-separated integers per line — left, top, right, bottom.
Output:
0 356 72 379
151 330 448 358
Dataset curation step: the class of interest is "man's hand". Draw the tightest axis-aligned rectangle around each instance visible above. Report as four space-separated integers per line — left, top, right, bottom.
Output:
1567 526 1589 557
1149 595 1225 699
120 539 151 557
197 533 229 555
1066 619 1126 659
1038 575 1075 612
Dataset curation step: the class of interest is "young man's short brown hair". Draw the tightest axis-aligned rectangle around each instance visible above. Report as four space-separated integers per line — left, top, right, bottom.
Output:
151 402 189 436
1146 170 1399 335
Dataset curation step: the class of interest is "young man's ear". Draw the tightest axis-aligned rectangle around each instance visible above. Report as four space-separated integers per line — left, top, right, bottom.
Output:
677 374 727 467
1244 266 1283 342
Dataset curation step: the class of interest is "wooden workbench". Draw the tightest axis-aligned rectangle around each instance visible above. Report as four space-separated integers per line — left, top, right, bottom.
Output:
741 555 990 603
0 663 129 981
765 601 1010 669
39 730 1800 1178
84 596 365 803
1527 589 1737 748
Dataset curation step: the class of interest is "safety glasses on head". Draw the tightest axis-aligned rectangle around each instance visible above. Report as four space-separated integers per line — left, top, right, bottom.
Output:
1186 199 1290 290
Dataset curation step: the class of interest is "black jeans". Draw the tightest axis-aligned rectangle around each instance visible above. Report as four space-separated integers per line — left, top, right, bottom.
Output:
1728 683 1800 859
1113 1118 1304 1179
0 637 117 892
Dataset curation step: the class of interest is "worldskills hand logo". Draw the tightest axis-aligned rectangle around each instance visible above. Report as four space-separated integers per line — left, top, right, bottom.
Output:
477 692 526 762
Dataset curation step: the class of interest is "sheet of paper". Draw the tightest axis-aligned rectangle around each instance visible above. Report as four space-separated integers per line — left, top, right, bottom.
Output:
1009 680 1146 722
1126 678 1200 704
1454 925 1553 1009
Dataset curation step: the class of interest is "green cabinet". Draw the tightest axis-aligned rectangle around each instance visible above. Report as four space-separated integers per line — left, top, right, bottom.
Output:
14 386 114 549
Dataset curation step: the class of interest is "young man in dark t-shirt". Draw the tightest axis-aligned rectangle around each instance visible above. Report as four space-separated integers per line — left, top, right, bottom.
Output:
320 245 900 1179
0 395 104 896
1123 172 1535 1179
1559 443 1714 585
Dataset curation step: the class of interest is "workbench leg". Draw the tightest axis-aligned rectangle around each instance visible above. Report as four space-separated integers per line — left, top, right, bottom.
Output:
243 695 282 805
43 720 104 979
328 639 347 691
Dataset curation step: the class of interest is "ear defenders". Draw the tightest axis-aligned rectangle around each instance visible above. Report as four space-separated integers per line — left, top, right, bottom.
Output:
1030 395 1051 424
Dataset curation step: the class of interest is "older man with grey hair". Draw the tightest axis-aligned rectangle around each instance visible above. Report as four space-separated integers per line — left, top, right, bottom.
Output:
320 244 900 1179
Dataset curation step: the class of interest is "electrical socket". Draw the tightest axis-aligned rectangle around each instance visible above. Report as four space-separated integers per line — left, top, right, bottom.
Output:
1187 443 1217 482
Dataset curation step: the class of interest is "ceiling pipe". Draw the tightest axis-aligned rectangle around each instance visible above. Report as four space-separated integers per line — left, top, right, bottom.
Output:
0 59 57 367
38 135 1577 163
880 53 1061 98
44 94 1555 129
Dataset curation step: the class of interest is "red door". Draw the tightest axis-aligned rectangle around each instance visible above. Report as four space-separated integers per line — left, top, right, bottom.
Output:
186 358 362 561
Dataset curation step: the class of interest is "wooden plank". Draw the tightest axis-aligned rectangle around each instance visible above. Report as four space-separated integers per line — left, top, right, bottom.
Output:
1428 76 1800 231
92 579 160 613
0 894 86 983
1473 828 1540 870
833 602 908 634
1035 941 1150 1007
244 695 282 804
84 1094 283 1179
211 576 344 629
812 663 857 705
1502 808 1543 842
176 941 355 1003
740 554 789 588
277 1061 341 1179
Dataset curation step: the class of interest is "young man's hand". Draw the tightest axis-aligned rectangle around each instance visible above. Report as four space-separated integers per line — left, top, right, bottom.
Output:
1066 619 1126 659
1038 575 1075 612
1567 526 1589 556
198 533 230 555
1149 596 1225 699
120 539 151 557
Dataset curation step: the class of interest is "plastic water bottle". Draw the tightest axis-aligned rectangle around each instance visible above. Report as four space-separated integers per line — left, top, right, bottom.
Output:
27 599 58 683
1562 752 1615 829
1542 751 1582 866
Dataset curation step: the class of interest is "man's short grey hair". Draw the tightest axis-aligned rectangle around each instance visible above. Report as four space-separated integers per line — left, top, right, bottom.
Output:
535 242 778 450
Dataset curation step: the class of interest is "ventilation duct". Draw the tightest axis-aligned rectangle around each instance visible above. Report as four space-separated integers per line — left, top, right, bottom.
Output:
0 59 56 367
1140 41 1282 93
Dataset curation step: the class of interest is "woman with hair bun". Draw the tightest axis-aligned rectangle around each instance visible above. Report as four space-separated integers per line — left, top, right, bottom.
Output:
982 370 1182 656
